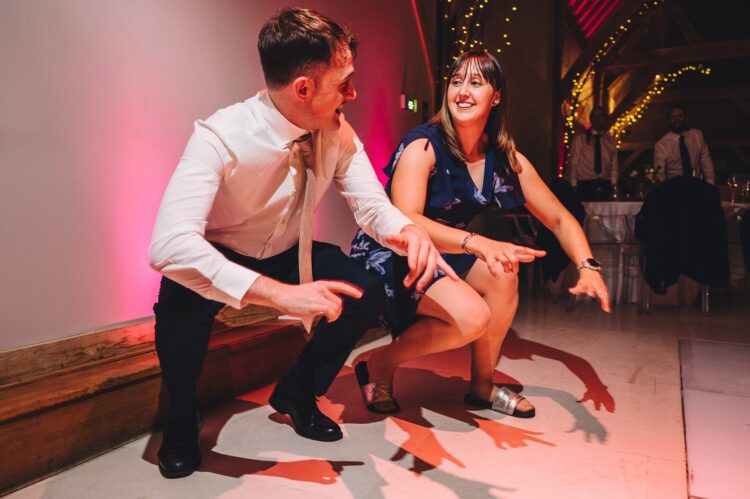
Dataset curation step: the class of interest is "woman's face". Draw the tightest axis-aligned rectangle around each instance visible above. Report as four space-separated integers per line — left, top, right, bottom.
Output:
446 62 499 127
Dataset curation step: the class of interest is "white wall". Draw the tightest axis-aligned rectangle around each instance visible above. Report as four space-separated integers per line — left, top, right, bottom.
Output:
0 0 434 350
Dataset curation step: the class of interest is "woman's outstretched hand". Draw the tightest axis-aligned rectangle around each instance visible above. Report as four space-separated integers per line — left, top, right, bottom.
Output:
466 235 546 276
569 270 611 313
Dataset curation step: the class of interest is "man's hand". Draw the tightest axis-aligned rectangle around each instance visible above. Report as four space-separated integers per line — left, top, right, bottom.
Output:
385 224 459 291
569 270 611 313
244 277 363 324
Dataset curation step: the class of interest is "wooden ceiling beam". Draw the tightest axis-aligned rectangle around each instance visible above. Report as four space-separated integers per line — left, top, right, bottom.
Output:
612 10 653 56
609 67 665 118
620 148 647 171
649 85 750 103
604 39 750 69
728 146 750 168
561 0 645 90
669 7 701 44
731 97 750 118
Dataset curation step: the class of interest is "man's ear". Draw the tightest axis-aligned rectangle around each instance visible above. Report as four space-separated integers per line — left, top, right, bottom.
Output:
292 76 313 101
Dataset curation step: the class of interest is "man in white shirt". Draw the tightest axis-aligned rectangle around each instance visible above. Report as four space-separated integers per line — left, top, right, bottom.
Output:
149 8 456 478
654 105 715 184
567 106 619 201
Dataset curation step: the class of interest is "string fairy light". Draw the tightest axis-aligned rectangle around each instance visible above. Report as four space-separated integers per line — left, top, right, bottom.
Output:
559 0 665 177
441 1 519 80
609 65 711 146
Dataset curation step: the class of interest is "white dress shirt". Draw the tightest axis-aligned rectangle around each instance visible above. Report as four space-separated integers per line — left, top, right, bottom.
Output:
567 131 619 186
654 129 715 184
149 90 412 309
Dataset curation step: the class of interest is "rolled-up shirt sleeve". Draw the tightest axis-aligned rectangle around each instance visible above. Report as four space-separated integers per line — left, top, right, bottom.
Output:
148 123 259 309
333 126 413 253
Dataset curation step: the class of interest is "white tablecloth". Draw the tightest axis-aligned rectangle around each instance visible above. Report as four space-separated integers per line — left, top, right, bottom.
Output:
723 202 750 283
581 201 749 305
582 202 643 304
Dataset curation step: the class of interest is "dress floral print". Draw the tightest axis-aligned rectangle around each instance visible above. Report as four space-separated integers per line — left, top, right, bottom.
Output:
351 122 525 335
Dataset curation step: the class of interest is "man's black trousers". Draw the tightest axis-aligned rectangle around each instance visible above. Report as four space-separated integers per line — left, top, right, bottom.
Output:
153 241 384 433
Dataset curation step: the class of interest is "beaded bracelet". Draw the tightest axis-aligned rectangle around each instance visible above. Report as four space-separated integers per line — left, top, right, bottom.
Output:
461 232 477 255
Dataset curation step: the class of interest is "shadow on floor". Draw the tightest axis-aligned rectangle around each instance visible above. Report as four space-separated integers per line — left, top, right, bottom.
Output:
139 327 613 497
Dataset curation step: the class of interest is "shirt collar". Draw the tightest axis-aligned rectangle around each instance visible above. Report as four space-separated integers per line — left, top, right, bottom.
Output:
257 89 311 147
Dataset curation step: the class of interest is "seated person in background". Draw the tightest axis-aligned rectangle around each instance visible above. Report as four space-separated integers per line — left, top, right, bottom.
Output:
566 106 619 201
350 50 610 419
654 105 715 184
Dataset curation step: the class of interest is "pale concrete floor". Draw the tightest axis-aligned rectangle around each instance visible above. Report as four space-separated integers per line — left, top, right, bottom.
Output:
680 339 750 499
10 291 750 499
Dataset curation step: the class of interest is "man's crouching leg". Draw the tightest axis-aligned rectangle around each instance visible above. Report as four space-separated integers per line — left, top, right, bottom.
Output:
153 277 223 478
270 242 385 441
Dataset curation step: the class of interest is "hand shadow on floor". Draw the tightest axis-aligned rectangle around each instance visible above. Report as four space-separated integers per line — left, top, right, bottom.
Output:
330 363 605 450
141 393 363 483
330 326 613 458
502 328 616 413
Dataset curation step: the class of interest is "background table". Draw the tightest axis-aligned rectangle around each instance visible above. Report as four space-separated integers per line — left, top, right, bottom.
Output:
723 202 749 284
582 201 643 304
581 201 749 307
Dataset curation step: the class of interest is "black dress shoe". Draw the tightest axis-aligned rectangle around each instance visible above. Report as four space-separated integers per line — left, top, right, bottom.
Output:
269 383 343 442
158 413 202 478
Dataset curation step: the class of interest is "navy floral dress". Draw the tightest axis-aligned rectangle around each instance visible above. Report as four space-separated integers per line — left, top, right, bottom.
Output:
351 122 525 335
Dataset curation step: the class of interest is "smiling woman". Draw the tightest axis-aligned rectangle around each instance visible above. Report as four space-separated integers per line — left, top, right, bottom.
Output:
437 51 520 175
350 50 610 418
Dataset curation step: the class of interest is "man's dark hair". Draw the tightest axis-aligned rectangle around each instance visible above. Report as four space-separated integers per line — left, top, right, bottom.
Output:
258 8 358 88
668 104 687 116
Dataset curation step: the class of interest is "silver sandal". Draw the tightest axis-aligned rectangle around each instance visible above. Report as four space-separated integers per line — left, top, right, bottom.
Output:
464 386 535 418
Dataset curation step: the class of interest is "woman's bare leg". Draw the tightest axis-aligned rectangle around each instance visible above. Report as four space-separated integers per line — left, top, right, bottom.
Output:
464 259 532 411
367 277 490 384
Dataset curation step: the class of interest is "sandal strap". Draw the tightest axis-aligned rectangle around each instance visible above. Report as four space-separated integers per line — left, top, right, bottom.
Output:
491 386 524 415
362 381 395 404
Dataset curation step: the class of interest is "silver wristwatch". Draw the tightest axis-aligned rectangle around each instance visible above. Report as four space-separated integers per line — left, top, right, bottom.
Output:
577 258 602 272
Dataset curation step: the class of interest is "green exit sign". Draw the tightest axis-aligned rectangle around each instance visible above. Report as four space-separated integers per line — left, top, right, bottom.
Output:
400 94 419 113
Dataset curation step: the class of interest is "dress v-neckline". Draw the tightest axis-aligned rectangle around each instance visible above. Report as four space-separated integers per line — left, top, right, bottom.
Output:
466 158 486 193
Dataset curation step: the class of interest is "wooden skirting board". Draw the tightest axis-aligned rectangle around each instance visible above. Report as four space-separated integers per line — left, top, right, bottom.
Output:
0 304 280 387
0 303 307 495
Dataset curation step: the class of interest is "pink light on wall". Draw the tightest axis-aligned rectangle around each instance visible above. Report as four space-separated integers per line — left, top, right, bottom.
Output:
410 0 435 106
104 102 180 319
360 87 397 186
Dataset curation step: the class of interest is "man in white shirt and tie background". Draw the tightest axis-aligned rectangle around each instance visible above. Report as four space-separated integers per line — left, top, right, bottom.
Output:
148 7 455 479
654 105 715 184
567 106 619 201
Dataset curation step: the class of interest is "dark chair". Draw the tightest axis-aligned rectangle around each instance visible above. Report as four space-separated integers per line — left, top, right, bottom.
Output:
635 177 729 313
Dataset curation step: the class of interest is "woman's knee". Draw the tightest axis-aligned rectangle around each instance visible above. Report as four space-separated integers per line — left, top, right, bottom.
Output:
486 270 520 301
453 299 491 344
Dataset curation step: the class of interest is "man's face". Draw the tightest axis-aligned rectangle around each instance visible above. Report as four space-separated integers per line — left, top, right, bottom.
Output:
590 108 607 132
306 47 357 131
669 108 687 133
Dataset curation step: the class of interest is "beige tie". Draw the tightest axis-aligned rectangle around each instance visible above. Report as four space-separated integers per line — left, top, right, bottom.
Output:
290 132 315 333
